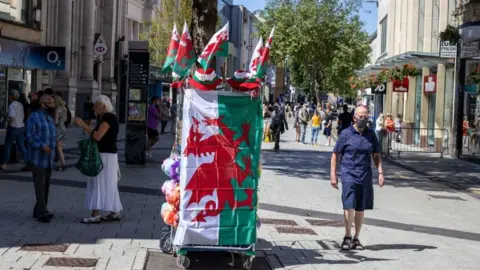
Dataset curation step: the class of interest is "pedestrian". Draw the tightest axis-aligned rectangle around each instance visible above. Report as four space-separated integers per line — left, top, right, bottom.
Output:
294 107 301 143
147 96 160 157
270 103 288 151
330 105 385 250
323 107 333 146
263 105 272 142
83 96 95 136
26 95 57 223
298 104 309 144
310 110 321 145
375 113 385 153
1 90 28 171
337 104 353 135
170 100 177 135
394 114 403 143
159 101 169 134
74 95 123 223
54 95 68 171
463 116 469 149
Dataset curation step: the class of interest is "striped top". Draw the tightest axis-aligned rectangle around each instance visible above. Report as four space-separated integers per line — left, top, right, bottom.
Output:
26 109 57 168
8 101 25 128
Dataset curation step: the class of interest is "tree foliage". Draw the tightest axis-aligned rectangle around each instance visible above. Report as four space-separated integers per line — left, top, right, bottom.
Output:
140 0 192 66
257 0 371 101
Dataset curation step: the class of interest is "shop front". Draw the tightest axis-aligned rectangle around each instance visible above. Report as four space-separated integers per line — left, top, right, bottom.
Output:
0 37 65 128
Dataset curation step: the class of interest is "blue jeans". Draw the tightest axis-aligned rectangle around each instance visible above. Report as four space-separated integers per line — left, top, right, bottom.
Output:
3 126 27 164
300 124 307 143
311 126 320 144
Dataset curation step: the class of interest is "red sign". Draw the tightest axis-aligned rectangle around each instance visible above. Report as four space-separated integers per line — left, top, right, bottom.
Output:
423 75 437 94
393 77 409 92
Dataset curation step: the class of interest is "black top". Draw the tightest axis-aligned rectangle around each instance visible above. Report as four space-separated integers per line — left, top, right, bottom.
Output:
94 113 119 153
338 112 353 129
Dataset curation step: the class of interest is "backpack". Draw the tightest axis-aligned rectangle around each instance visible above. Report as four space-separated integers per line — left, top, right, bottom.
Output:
65 108 72 127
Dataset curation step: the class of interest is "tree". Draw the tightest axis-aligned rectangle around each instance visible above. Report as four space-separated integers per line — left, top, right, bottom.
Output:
191 0 218 62
258 0 371 103
140 0 192 66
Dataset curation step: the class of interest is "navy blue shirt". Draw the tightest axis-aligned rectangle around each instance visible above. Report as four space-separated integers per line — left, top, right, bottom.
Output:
333 125 380 185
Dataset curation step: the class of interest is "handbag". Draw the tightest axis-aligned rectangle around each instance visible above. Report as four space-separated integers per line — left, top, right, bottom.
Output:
75 139 104 177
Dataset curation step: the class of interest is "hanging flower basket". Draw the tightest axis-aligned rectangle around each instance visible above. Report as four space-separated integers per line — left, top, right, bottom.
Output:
377 68 390 83
468 67 480 84
439 25 461 45
402 63 420 77
389 66 404 81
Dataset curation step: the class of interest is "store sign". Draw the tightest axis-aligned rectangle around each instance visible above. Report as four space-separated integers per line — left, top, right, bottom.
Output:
393 78 409 92
461 42 480 59
372 83 387 95
439 41 457 58
424 75 437 94
0 38 65 70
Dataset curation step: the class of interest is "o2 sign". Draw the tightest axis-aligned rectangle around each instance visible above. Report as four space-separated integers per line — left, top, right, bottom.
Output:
46 50 62 67
373 83 386 95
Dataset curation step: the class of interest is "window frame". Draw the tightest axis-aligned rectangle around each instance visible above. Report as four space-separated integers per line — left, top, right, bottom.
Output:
380 15 388 55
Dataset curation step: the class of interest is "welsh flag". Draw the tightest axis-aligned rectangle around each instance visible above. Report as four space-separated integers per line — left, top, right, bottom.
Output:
197 23 229 70
173 22 196 79
161 24 180 73
256 27 275 79
173 89 263 246
248 38 263 77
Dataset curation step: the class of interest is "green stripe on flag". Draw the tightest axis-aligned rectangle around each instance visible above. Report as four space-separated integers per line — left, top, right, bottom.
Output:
217 94 262 246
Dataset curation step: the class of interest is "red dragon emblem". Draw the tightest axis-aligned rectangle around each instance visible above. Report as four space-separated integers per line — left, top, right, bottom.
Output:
176 32 195 69
183 116 254 222
200 33 228 59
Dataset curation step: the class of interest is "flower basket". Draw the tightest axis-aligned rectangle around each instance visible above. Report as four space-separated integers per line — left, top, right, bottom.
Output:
389 66 404 81
439 25 461 45
377 69 390 83
402 63 420 77
468 67 480 84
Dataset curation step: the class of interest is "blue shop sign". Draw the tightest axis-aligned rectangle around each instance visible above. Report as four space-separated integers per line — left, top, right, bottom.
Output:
0 38 65 70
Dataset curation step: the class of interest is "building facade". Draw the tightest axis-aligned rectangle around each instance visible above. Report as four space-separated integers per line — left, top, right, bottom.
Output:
0 0 67 129
41 0 159 117
358 0 458 155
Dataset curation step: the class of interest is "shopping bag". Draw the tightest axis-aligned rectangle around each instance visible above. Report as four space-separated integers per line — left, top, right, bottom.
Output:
75 139 104 177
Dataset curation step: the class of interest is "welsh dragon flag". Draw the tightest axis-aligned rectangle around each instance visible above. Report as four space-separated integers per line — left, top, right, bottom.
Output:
197 23 229 70
256 27 275 79
161 24 180 73
173 22 196 79
248 38 263 77
173 89 263 246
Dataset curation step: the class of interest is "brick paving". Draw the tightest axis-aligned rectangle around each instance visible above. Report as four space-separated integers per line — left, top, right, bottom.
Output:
0 122 478 269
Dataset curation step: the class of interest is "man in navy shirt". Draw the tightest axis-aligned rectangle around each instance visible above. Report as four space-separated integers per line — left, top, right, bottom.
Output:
330 106 385 250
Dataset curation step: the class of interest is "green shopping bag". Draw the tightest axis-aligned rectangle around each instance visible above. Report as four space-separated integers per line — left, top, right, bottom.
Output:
75 139 104 177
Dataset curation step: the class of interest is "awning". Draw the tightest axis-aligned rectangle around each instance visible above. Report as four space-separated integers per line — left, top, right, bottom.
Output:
356 51 454 76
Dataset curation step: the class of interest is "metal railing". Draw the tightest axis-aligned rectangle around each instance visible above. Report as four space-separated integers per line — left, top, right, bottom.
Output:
380 127 450 159
463 130 480 161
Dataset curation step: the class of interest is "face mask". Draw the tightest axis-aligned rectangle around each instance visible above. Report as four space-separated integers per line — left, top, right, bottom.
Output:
356 118 368 129
46 106 55 114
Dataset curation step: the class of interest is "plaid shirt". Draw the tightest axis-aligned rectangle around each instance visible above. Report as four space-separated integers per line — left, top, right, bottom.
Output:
26 109 57 168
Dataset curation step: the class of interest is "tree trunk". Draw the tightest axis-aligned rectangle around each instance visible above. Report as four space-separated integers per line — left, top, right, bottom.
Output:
174 0 218 156
191 0 218 57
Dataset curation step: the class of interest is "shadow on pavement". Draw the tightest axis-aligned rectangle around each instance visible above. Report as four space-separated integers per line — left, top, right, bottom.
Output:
261 149 331 179
258 238 395 266
259 203 480 242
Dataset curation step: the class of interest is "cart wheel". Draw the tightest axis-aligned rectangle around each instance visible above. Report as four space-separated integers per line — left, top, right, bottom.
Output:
242 256 254 270
160 234 172 254
177 255 190 269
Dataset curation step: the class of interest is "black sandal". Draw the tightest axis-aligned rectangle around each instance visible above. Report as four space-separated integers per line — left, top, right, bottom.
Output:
56 167 67 171
351 238 364 250
341 236 352 250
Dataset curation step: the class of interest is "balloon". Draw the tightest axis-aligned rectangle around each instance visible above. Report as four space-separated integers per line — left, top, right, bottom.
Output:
161 180 175 195
160 202 176 226
170 160 180 180
166 184 180 208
